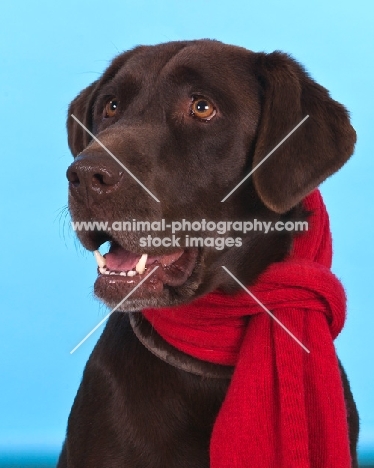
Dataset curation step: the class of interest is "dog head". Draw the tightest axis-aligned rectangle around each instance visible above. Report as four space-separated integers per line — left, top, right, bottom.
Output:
66 40 355 311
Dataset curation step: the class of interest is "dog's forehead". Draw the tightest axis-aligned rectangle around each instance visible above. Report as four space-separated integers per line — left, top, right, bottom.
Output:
119 41 192 76
112 40 253 88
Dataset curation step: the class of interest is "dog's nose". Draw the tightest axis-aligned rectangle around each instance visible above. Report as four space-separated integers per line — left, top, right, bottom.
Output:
67 154 123 200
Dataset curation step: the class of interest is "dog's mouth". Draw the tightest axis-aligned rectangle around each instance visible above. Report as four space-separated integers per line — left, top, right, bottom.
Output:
93 240 199 309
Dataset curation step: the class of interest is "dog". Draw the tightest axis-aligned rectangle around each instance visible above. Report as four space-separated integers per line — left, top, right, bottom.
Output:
59 40 359 467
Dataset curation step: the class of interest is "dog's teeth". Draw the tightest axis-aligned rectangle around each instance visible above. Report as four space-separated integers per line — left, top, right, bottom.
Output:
127 270 137 277
94 250 106 268
99 266 107 274
120 271 127 277
135 254 148 274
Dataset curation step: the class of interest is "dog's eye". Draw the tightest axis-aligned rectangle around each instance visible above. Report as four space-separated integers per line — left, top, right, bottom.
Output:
104 99 119 118
190 97 216 121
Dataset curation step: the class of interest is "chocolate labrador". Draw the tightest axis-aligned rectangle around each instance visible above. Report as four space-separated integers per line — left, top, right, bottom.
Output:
58 40 359 467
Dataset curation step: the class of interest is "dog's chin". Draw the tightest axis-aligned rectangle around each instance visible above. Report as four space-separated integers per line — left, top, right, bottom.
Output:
96 294 192 313
93 246 202 310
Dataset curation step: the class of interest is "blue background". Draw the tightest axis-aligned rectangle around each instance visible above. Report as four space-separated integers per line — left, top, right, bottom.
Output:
1 0 373 465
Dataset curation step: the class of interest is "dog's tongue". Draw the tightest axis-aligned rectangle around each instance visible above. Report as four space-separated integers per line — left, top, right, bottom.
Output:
105 244 141 271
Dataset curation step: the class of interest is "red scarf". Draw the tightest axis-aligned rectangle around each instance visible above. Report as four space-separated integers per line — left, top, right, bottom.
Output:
143 190 351 467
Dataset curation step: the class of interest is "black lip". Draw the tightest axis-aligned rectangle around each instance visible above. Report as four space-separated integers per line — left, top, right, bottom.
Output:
74 229 113 252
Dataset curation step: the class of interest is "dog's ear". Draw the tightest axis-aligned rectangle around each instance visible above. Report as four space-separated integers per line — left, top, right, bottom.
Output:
251 52 356 213
67 47 145 156
67 81 98 156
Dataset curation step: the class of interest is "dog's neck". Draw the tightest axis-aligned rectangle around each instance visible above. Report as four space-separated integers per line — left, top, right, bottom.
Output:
129 312 233 379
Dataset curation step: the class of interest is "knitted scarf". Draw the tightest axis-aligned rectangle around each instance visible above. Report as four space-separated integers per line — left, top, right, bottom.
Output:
142 190 351 467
